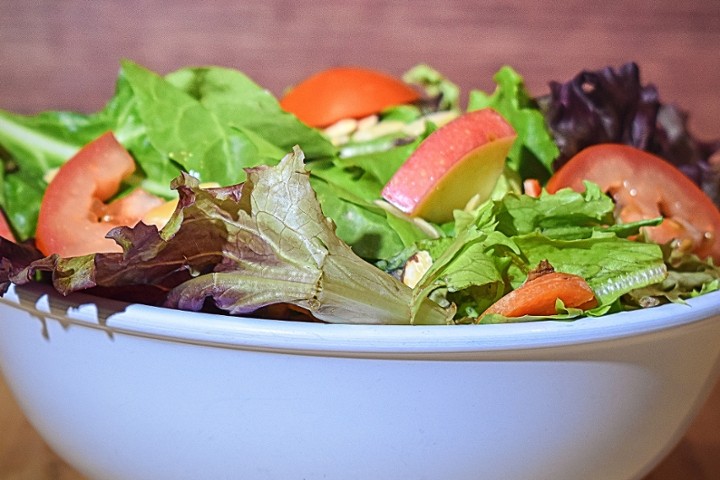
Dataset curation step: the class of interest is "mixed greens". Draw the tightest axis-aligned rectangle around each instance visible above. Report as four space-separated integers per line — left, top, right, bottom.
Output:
0 60 718 324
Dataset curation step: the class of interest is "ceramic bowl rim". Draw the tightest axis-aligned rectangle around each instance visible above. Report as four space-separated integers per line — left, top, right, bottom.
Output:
1 282 719 355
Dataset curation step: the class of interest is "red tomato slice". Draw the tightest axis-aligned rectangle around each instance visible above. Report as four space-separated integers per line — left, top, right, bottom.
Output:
0 209 16 242
35 132 164 257
546 144 720 263
279 67 421 128
523 178 542 198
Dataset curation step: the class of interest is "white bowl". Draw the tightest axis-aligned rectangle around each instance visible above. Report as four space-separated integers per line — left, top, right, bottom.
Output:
1 282 719 480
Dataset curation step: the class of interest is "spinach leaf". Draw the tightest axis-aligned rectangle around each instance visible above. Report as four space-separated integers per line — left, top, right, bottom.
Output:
119 60 272 186
165 66 336 161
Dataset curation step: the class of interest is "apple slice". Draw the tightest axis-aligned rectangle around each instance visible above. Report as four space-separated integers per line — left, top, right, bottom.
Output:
381 108 516 223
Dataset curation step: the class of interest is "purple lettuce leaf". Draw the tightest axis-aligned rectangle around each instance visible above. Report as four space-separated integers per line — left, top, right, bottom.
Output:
160 147 450 324
539 62 659 166
1 148 450 325
0 238 45 294
538 62 720 205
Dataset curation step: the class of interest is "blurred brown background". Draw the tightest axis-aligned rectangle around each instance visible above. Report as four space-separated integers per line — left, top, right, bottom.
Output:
1 0 720 478
2 0 719 139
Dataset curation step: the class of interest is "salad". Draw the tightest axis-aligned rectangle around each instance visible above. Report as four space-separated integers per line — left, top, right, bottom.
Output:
0 60 718 325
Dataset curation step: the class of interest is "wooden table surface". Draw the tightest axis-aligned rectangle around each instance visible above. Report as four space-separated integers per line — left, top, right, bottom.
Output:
1 1 719 478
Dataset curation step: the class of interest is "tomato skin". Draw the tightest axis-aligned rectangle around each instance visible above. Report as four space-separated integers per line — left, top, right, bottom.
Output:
547 144 720 263
279 67 421 128
0 209 16 242
35 132 164 257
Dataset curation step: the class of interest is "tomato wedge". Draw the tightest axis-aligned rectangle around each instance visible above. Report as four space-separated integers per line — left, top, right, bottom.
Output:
35 132 164 257
279 67 421 128
546 144 720 263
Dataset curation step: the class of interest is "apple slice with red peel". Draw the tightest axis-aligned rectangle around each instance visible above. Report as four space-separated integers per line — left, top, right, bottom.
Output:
381 108 517 223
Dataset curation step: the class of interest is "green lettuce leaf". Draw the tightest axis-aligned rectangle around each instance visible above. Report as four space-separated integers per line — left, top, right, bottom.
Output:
410 203 514 320
308 136 431 260
165 66 336 161
623 247 720 307
402 64 461 111
409 185 669 322
468 66 559 181
510 232 667 305
494 182 662 240
118 60 280 186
